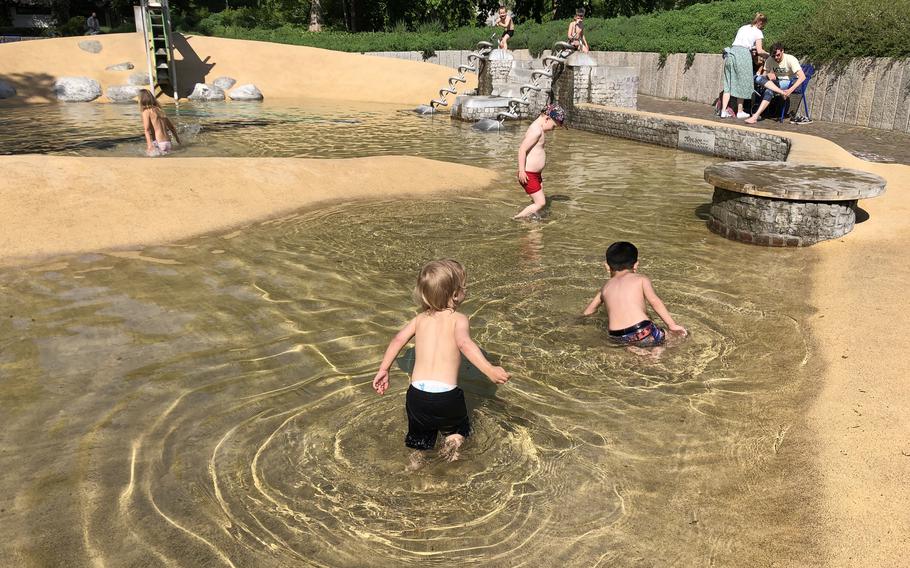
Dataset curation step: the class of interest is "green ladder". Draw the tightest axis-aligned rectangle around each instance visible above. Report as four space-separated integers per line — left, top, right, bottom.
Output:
141 0 178 99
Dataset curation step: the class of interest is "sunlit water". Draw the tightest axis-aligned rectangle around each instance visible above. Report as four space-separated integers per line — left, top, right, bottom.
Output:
0 100 824 566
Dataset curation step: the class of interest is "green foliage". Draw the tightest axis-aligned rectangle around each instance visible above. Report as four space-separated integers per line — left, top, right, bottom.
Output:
58 16 86 36
194 0 909 62
782 0 910 61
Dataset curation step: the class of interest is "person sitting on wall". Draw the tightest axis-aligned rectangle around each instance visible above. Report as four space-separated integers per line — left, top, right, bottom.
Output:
567 8 589 53
746 42 812 124
85 12 101 35
495 5 515 50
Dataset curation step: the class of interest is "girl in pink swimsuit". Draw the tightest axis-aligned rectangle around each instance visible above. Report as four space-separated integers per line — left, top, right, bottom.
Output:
139 89 180 156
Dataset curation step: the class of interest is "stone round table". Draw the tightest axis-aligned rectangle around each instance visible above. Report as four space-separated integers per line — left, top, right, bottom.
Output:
704 161 886 246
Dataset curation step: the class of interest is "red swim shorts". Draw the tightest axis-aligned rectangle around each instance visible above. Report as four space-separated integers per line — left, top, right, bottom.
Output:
520 171 543 195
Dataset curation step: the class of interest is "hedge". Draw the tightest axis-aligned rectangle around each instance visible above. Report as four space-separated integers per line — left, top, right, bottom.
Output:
195 0 910 62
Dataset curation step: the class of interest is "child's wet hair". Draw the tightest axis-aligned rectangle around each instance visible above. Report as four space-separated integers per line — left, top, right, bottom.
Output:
414 259 466 312
138 88 160 109
606 242 638 271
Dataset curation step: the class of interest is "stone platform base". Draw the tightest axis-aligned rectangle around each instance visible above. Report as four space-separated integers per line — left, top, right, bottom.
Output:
708 188 856 247
451 95 523 122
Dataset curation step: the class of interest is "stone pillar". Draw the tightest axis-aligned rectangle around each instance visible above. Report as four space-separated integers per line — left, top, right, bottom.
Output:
478 49 514 97
552 52 596 115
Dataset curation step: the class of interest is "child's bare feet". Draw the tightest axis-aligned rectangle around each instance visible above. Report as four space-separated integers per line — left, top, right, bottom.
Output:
406 450 427 471
440 434 464 462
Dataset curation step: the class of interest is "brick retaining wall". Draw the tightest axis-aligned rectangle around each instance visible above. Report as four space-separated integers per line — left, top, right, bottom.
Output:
568 103 791 161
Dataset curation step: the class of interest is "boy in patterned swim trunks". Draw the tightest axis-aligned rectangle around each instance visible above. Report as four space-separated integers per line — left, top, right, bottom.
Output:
514 103 567 220
582 242 687 347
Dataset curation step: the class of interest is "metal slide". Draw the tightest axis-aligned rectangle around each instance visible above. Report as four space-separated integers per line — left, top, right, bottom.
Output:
139 0 178 100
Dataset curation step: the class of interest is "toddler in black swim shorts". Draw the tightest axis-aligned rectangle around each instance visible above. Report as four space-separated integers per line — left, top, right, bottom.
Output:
373 259 510 461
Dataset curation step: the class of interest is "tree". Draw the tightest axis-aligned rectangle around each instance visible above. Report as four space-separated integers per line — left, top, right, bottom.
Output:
308 0 322 31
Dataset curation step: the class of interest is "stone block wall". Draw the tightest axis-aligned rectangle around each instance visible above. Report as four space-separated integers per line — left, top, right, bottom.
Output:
371 49 910 134
708 188 856 246
568 104 791 161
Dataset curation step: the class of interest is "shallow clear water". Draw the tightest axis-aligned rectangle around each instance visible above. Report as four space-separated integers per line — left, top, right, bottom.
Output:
0 100 823 566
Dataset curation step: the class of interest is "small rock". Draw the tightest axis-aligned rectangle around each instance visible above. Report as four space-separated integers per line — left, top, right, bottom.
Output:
78 40 102 54
188 83 225 101
212 76 236 90
106 85 142 103
128 71 152 86
228 84 263 101
0 79 16 99
105 62 134 71
53 77 102 102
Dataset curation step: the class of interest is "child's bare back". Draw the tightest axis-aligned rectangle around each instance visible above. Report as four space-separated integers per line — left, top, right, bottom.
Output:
600 271 653 331
410 309 466 386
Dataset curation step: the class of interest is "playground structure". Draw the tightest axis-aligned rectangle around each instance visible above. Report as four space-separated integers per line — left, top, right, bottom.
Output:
494 41 577 123
414 37 496 116
138 0 178 100
415 38 580 130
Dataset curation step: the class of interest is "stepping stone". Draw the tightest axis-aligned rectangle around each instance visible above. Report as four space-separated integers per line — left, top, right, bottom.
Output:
78 40 102 53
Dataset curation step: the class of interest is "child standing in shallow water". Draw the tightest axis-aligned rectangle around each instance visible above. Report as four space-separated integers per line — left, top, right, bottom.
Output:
514 103 566 220
373 259 510 461
582 242 687 347
138 89 180 156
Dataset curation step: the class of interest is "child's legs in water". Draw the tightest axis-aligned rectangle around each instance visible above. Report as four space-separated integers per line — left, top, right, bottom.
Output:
513 189 546 219
440 433 465 462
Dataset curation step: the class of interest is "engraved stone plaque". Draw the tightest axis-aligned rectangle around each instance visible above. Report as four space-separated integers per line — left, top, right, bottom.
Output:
678 130 716 155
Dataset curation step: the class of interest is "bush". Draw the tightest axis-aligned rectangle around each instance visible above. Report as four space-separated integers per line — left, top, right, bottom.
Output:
58 16 86 37
782 0 910 61
193 0 909 62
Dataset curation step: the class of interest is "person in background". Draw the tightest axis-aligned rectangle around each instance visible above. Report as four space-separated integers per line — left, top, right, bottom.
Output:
495 6 515 50
746 42 812 125
567 8 589 53
719 12 769 119
86 12 101 35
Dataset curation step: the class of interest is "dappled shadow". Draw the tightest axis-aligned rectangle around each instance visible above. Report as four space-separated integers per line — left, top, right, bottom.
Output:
0 71 57 102
171 34 216 98
694 202 712 220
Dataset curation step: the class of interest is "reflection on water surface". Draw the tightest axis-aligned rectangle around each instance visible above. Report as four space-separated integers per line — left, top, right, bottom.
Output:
0 99 823 566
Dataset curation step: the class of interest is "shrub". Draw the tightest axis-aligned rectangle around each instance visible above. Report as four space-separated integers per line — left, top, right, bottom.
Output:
194 0 909 62
58 16 86 37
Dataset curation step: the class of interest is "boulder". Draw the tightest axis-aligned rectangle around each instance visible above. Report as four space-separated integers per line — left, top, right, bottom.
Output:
53 77 102 102
128 71 152 86
228 84 263 101
78 40 102 54
0 79 16 99
106 85 142 103
188 83 225 101
212 76 236 90
106 62 134 71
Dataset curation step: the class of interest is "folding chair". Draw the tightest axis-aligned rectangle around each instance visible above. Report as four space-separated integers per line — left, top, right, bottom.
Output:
779 64 815 122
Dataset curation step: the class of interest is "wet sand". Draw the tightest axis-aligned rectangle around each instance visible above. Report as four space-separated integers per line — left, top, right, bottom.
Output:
0 155 497 265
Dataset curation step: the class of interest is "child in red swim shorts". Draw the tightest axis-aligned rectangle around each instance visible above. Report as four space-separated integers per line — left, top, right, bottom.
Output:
514 104 566 219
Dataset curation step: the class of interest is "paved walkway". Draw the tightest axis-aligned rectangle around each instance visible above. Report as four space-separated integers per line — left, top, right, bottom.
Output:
638 95 910 165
